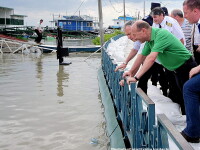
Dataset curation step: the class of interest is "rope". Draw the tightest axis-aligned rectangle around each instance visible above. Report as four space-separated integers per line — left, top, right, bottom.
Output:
108 123 119 137
109 0 123 13
83 42 106 61
73 0 85 16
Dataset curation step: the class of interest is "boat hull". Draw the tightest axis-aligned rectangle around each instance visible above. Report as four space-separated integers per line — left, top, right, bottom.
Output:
38 45 101 53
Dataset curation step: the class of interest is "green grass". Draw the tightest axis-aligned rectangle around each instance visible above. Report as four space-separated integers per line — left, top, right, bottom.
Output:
92 30 124 45
15 36 28 41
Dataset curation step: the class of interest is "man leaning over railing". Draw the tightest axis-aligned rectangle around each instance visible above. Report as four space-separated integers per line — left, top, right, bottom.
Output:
180 0 200 143
123 21 198 142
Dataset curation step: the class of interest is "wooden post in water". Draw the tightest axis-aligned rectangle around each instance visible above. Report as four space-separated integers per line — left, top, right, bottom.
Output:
56 27 71 65
57 27 63 64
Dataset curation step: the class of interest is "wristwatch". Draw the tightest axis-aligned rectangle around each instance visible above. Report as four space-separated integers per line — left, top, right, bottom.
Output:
134 76 139 81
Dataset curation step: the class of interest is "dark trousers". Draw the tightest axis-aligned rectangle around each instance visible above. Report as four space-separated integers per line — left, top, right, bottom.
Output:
165 69 184 111
137 64 154 94
151 63 168 96
193 45 200 65
137 62 168 95
35 29 42 43
173 57 197 114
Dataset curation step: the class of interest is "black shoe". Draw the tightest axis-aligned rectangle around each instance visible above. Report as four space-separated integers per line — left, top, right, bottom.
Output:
162 90 168 97
181 131 200 143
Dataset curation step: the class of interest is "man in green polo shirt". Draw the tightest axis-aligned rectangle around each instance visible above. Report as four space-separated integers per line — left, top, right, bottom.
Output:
141 24 191 71
126 20 197 106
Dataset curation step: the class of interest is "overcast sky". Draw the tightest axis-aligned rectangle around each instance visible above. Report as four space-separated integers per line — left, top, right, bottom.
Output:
0 0 184 28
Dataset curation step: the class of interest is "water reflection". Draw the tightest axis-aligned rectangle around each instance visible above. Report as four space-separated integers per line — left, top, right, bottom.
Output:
0 52 107 150
56 65 69 97
35 56 43 81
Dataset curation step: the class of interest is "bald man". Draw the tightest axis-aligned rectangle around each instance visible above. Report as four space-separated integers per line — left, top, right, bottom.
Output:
126 20 197 115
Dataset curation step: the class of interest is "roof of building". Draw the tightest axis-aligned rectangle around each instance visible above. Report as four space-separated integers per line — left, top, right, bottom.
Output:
0 6 13 10
63 16 84 20
118 16 135 20
10 14 27 17
62 15 93 21
112 16 136 21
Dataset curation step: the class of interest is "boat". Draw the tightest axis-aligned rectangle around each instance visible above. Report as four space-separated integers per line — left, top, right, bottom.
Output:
38 44 101 53
68 45 101 53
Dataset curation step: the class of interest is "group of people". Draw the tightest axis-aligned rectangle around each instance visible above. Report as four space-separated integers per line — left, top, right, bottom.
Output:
115 0 200 143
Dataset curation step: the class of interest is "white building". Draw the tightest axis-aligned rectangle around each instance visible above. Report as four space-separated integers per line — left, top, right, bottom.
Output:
109 16 137 29
0 6 27 27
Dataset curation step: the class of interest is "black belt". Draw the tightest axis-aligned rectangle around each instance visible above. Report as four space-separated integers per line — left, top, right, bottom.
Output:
193 45 198 51
174 57 194 73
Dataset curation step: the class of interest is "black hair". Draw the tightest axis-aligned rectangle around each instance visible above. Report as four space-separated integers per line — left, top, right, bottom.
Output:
183 0 200 10
162 7 169 16
151 7 165 16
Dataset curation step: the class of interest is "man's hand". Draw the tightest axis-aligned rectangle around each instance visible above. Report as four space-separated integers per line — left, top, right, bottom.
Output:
122 71 133 78
115 63 126 72
189 65 200 78
126 77 137 85
119 79 125 86
196 45 200 53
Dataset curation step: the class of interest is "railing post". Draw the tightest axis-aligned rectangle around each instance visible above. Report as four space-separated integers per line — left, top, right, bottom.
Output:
157 114 194 150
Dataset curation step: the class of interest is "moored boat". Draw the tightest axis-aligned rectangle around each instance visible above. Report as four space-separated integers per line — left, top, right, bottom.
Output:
38 44 101 53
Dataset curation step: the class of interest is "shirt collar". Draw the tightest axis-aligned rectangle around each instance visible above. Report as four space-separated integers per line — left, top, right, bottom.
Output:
197 19 200 33
160 16 167 27
197 19 200 25
150 27 156 42
182 19 187 28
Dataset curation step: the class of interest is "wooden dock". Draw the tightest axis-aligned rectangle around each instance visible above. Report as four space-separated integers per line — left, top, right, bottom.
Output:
0 34 38 54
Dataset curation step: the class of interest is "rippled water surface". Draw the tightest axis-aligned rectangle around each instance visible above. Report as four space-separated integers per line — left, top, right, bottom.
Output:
0 52 108 150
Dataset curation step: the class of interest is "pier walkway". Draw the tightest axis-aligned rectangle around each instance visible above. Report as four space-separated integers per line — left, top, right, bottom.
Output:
98 34 200 150
0 34 39 54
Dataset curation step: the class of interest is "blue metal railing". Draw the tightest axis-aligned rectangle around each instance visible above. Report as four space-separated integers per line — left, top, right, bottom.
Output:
101 36 194 150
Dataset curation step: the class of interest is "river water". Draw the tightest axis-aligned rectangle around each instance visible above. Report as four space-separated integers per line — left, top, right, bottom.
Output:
0 39 109 150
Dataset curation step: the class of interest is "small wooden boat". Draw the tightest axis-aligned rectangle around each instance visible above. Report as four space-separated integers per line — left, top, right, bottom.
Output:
38 45 57 53
38 45 101 53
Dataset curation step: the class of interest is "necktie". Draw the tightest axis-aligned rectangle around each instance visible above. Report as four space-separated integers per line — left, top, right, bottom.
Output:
159 24 162 28
198 24 200 33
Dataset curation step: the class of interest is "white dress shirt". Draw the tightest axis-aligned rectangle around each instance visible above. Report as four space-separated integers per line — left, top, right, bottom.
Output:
193 19 200 46
153 16 185 44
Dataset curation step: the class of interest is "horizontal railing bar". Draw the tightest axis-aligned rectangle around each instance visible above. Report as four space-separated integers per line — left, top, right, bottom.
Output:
157 114 194 150
136 88 155 105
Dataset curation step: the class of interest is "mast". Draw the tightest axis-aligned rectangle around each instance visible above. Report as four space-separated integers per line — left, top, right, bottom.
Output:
143 0 145 17
4 9 7 28
123 0 125 24
98 0 104 47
